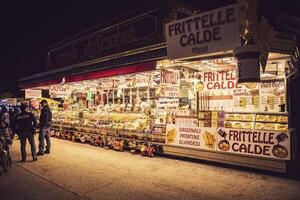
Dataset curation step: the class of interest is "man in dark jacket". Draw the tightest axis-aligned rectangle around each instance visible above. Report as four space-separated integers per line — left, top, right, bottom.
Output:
10 107 21 139
15 103 37 162
37 100 52 155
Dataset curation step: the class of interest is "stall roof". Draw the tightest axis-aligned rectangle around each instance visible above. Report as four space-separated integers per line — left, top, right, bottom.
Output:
20 61 157 89
19 0 198 88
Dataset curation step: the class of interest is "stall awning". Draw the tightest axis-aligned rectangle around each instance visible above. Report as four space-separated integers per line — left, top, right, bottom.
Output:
21 61 156 88
65 61 156 83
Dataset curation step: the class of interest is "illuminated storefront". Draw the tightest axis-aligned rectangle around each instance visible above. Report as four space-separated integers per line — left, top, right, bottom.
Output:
20 2 298 173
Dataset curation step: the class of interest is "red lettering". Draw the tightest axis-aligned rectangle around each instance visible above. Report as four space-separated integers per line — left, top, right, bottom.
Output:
226 71 231 80
227 81 234 89
203 72 209 82
214 82 220 89
219 71 225 81
207 82 213 89
207 72 213 81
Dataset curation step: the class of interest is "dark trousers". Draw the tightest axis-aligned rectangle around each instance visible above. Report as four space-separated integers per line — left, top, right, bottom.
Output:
19 132 36 160
38 127 51 152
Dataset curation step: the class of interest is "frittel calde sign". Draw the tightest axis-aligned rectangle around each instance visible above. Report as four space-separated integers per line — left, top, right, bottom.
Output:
166 4 240 59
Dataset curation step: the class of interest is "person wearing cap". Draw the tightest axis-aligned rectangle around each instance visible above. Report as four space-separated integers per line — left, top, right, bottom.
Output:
15 103 37 162
37 100 52 155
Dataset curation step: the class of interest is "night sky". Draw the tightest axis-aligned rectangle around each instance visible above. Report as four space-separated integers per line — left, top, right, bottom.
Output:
1 0 299 94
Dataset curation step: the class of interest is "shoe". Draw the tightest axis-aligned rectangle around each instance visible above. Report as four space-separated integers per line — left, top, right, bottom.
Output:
33 157 38 161
44 149 50 154
20 159 26 162
36 152 44 156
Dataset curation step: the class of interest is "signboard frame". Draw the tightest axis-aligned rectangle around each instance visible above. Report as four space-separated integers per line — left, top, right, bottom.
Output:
165 4 240 60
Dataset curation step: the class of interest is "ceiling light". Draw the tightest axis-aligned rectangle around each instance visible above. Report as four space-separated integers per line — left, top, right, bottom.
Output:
222 57 231 61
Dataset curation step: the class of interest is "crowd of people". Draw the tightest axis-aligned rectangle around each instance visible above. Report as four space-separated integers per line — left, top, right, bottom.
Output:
0 100 52 162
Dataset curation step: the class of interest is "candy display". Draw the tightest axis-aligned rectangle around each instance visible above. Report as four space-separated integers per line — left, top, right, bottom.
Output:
51 103 164 157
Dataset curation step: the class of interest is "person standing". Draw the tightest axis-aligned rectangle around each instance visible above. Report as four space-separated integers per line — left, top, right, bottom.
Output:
1 106 10 127
9 107 14 128
10 107 21 139
15 104 37 162
37 100 52 155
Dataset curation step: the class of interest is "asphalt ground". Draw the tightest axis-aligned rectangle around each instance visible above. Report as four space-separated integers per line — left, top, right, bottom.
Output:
1 137 300 200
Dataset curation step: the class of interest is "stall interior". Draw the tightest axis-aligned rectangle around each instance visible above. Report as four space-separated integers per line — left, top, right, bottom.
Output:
34 52 291 157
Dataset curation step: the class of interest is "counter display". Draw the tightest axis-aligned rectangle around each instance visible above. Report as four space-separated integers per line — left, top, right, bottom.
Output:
51 109 165 155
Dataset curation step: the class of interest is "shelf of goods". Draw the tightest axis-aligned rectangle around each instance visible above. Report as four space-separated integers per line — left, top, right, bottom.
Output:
50 109 165 156
224 112 288 131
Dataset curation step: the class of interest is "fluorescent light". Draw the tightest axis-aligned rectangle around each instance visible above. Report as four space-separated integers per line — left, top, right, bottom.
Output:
222 57 231 61
201 60 209 63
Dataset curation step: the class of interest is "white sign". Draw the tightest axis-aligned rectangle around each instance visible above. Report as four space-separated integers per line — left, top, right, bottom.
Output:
49 84 64 92
157 86 180 97
25 89 42 99
50 91 69 99
217 128 290 160
101 80 117 89
196 70 240 111
166 4 240 59
233 82 260 112
259 80 286 112
166 125 217 151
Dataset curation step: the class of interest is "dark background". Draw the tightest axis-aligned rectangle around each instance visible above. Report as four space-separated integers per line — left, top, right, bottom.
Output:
1 0 299 94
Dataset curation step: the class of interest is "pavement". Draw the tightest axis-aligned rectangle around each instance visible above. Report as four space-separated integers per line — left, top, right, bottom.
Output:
1 137 300 200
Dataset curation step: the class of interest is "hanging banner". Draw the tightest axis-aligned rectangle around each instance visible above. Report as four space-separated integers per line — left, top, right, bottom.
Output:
166 125 217 151
25 89 42 99
217 128 290 160
160 68 180 85
165 4 240 59
49 84 70 99
195 70 241 111
196 70 241 91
